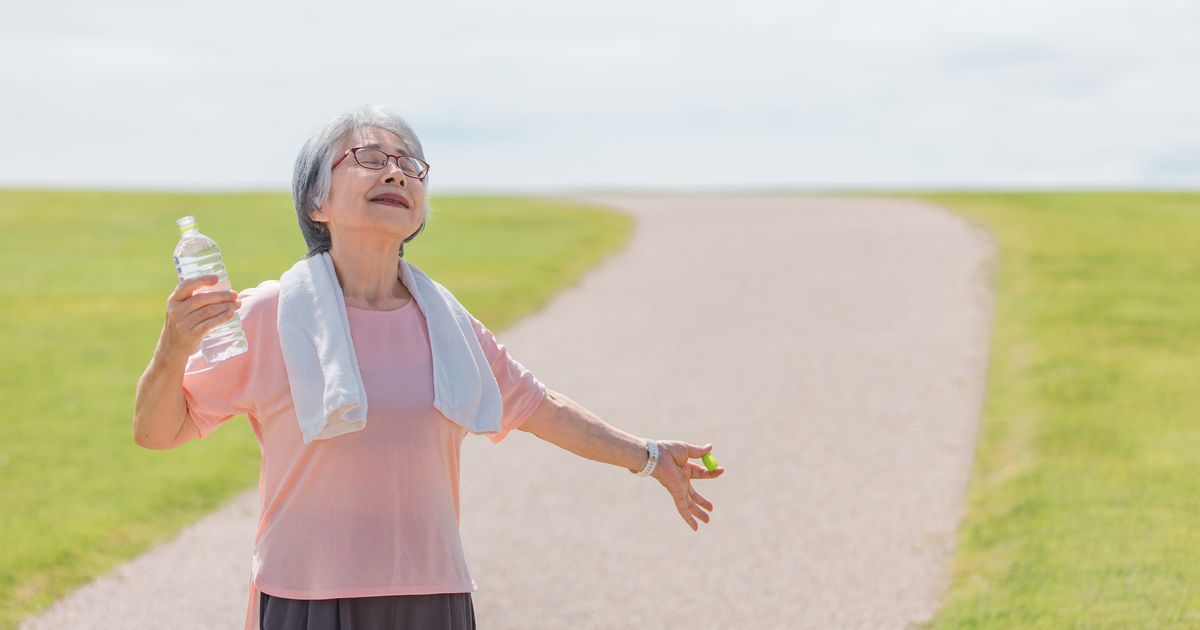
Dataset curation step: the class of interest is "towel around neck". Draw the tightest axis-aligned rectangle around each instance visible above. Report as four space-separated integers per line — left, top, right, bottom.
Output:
276 252 504 444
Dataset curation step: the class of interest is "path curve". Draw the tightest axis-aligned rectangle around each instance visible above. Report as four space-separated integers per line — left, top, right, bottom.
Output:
23 195 995 629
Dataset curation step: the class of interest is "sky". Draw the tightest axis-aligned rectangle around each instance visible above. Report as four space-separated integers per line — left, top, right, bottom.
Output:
2 0 1198 192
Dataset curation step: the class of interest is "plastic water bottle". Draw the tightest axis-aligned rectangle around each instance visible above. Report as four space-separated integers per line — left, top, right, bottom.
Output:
173 215 248 364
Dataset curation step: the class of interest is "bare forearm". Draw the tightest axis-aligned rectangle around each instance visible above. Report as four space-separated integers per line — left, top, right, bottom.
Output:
133 339 189 449
523 389 649 473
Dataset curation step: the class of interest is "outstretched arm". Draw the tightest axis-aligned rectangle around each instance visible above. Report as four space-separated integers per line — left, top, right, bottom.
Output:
519 388 726 531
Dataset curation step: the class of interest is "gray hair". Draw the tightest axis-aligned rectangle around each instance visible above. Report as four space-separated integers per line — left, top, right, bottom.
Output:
292 105 432 259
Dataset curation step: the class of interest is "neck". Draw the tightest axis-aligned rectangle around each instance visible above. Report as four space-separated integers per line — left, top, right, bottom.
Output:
326 241 410 309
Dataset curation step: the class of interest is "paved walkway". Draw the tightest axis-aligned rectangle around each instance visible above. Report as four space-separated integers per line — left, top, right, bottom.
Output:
23 195 995 629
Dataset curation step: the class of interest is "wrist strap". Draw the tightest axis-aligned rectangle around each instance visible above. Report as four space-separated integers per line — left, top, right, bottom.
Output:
631 439 659 477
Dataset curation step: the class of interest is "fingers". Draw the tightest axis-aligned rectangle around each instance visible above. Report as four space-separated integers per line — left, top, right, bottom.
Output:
678 492 711 530
672 490 698 532
160 275 242 358
656 443 721 532
687 462 726 480
189 290 241 311
171 274 222 302
662 441 719 465
169 276 240 320
688 487 712 524
680 508 698 531
190 301 240 333
168 272 239 316
672 486 717 532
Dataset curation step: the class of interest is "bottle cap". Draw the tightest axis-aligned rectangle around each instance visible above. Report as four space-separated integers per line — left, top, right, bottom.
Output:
176 215 198 235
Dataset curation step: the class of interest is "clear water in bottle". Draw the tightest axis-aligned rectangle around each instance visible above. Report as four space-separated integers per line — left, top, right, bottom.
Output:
173 215 248 364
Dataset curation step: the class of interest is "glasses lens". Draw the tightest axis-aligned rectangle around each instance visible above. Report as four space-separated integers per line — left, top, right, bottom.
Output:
354 148 388 169
399 157 427 179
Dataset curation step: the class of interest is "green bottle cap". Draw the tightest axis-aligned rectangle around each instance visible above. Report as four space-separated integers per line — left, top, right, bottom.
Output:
701 452 718 472
176 215 198 235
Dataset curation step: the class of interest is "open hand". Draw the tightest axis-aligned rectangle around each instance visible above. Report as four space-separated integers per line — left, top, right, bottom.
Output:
650 441 726 532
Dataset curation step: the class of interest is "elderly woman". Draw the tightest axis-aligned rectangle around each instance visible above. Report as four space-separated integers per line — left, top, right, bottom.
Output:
133 105 724 630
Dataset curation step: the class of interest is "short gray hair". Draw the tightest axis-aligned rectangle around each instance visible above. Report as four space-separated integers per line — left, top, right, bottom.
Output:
292 105 432 259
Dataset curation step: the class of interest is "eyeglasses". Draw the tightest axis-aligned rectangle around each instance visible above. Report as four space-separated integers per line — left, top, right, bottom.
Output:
332 147 430 181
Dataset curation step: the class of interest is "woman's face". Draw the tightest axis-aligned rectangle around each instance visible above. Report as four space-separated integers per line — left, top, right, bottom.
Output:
312 126 427 248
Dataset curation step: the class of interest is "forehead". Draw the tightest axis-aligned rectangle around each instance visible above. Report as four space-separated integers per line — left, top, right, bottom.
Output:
342 127 412 155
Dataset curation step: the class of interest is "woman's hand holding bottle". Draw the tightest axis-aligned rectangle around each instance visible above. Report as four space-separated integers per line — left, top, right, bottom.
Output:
159 275 242 360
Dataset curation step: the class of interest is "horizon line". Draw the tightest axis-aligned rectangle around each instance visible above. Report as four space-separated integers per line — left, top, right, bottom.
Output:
3 184 1200 196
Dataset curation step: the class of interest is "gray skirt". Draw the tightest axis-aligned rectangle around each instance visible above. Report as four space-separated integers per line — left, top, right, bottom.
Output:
259 590 476 630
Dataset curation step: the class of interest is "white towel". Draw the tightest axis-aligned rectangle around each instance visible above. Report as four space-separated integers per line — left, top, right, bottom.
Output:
277 252 504 444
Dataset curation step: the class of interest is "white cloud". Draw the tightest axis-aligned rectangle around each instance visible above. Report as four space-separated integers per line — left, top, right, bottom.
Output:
1 0 1198 190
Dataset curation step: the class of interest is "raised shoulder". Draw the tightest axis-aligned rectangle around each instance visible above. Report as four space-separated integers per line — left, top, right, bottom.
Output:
234 279 280 325
239 279 281 305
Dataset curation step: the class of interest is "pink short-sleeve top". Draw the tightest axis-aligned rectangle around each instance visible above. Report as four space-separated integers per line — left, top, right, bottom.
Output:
179 280 547 628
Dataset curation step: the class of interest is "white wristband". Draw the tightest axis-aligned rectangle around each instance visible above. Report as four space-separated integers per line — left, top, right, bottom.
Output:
631 439 659 477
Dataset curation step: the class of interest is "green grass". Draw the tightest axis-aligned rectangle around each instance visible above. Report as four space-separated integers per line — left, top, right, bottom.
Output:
901 193 1200 628
10 188 1198 628
0 189 633 629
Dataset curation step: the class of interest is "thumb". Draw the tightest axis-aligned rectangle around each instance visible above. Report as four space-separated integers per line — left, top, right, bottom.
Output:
688 443 713 458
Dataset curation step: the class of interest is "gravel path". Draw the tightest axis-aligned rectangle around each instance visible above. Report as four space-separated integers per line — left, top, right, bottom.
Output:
22 194 995 629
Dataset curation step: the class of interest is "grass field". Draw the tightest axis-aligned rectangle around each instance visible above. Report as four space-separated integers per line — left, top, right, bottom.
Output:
6 189 1199 628
908 193 1200 627
0 190 634 629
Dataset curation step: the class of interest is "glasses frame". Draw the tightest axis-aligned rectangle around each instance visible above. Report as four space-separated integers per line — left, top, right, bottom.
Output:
332 147 430 181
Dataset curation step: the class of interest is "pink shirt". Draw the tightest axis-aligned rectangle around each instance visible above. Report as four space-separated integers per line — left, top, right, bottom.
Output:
180 280 547 629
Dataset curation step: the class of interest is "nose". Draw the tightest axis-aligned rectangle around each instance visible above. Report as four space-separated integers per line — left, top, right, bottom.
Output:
382 159 408 187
